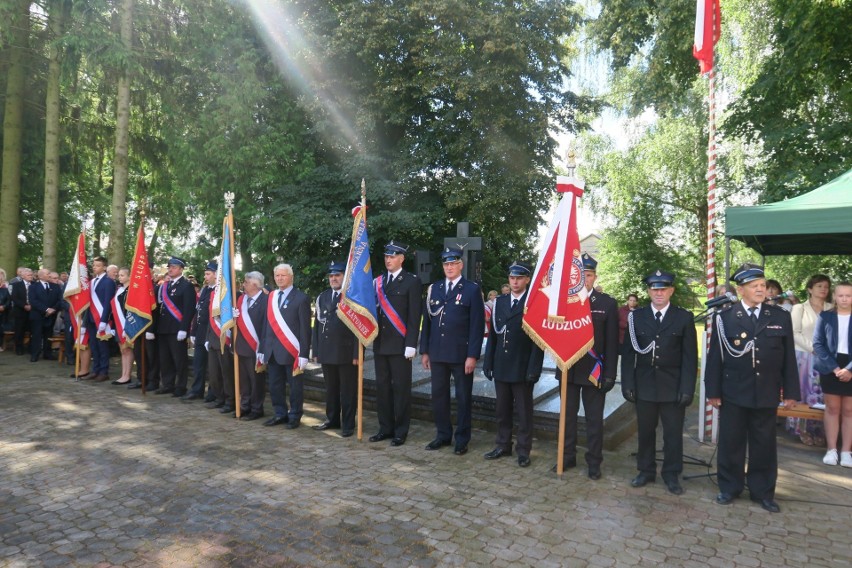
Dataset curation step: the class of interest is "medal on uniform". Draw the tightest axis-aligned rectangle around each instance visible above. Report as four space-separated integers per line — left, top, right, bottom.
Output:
455 293 462 304
734 339 741 346
741 332 747 338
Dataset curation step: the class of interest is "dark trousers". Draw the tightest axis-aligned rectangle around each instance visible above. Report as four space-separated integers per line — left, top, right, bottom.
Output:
29 316 55 359
374 354 412 439
207 345 233 404
635 400 685 480
13 307 28 354
64 317 75 364
89 324 111 375
561 382 605 467
189 341 209 396
268 355 303 422
133 336 160 389
430 361 474 446
238 355 266 414
321 363 358 431
158 334 188 393
717 403 778 500
494 381 535 457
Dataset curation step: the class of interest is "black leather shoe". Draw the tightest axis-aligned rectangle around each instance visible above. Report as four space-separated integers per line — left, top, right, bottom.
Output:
312 422 339 431
550 459 577 473
518 456 531 468
111 379 131 385
286 421 300 429
171 391 186 398
155 388 174 395
341 430 354 438
263 416 288 427
631 474 656 488
205 401 225 409
30 356 39 362
390 437 406 447
752 498 780 513
369 433 390 443
425 438 451 450
453 445 468 456
484 448 510 460
203 395 216 403
664 479 684 495
588 467 601 480
240 411 264 421
219 406 235 414
127 382 142 389
71 372 90 379
715 492 735 505
181 393 202 401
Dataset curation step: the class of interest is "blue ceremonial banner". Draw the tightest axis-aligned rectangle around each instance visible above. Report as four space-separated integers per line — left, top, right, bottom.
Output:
211 214 236 353
337 203 378 345
124 223 156 343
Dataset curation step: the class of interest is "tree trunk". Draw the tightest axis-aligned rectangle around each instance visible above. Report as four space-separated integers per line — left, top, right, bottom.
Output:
42 0 69 271
107 0 134 266
0 0 30 272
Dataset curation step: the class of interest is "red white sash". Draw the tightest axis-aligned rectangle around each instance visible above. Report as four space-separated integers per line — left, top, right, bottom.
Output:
111 287 127 345
267 290 300 373
236 294 260 352
90 276 105 326
375 275 407 336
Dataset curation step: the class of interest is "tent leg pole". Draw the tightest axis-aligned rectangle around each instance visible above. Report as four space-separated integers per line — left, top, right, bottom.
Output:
725 237 731 284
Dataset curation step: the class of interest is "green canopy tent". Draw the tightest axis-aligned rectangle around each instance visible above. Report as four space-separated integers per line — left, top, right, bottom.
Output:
724 168 852 260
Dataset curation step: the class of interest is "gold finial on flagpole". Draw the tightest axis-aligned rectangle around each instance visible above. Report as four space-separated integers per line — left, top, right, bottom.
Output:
360 178 366 206
565 144 577 178
224 191 235 210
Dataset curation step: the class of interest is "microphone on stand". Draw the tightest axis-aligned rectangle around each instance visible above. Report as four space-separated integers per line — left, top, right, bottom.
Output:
704 292 738 309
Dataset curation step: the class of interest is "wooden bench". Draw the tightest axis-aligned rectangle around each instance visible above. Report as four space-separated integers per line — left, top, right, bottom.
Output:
777 405 824 421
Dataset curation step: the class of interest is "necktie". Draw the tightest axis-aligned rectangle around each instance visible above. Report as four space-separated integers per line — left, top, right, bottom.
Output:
748 307 758 325
387 274 393 286
247 297 254 310
512 298 518 309
332 291 339 304
278 292 286 309
43 282 48 290
655 311 662 325
447 281 453 296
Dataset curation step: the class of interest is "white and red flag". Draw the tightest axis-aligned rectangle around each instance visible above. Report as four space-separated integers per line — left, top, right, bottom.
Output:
693 0 721 74
522 176 593 370
64 231 91 346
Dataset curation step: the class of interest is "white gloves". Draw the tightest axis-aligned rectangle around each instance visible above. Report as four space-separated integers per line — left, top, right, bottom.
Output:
404 347 416 359
232 308 240 318
145 332 155 340
204 341 209 350
298 357 308 370
177 330 187 341
98 322 107 333
257 353 265 365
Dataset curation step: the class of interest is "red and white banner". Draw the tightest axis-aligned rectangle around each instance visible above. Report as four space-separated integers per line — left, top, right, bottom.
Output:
522 176 594 370
63 232 91 345
693 0 721 74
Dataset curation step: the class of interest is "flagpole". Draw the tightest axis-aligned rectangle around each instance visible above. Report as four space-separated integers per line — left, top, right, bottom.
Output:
556 367 568 478
74 319 82 381
226 194 241 419
357 343 364 441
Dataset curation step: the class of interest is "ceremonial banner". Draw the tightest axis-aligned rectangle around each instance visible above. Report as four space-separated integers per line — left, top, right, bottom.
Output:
337 203 379 345
211 215 236 353
64 232 91 345
522 176 594 371
693 0 721 74
124 223 156 343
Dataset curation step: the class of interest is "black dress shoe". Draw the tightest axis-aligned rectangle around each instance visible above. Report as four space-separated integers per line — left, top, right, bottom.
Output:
631 473 656 488
219 406 235 414
425 438 451 450
203 396 216 403
111 379 131 385
155 388 174 395
588 467 601 480
181 393 202 401
312 422 339 431
340 430 354 438
70 372 90 379
263 416 288 427
664 479 684 495
205 400 225 409
752 498 780 513
453 445 468 456
484 448 510 460
390 437 406 447
518 456 531 468
30 356 39 362
127 382 142 389
369 433 390 443
715 492 735 505
171 391 186 398
286 421 300 429
240 411 264 421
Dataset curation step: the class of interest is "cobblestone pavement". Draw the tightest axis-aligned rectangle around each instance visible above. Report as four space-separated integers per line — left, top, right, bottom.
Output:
2 355 851 567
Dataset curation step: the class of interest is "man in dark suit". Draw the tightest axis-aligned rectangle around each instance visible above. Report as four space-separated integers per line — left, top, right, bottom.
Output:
10 267 33 356
312 261 359 437
129 269 160 391
420 247 485 455
554 253 619 479
156 256 197 396
205 283 234 410
28 269 63 362
184 261 217 401
621 270 698 495
233 271 268 420
370 241 423 446
482 261 544 467
260 263 311 428
85 257 116 382
705 263 799 513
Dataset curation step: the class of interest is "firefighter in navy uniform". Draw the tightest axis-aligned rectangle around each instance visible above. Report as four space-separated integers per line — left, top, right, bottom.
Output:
553 253 618 479
705 263 799 513
482 261 544 467
621 270 698 495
